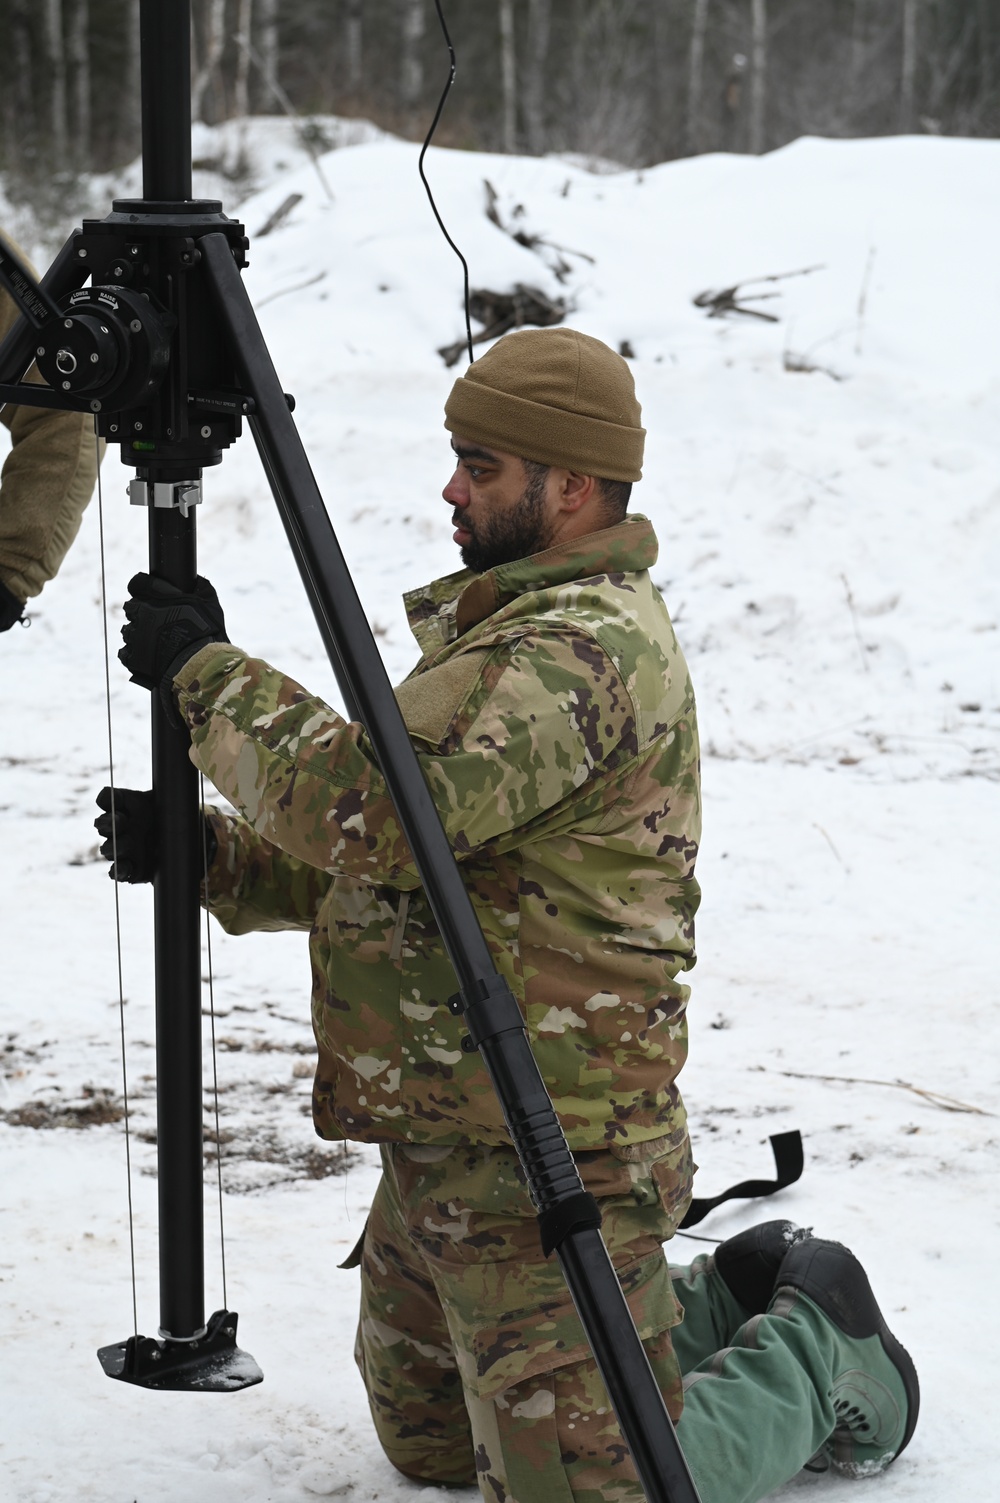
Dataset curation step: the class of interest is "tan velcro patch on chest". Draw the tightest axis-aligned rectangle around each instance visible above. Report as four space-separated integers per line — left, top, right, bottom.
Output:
394 647 493 748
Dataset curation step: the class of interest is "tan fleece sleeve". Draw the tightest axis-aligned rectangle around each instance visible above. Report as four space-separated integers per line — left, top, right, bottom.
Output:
0 270 102 604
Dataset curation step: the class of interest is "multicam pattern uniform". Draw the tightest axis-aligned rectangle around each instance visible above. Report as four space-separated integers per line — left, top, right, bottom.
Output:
177 514 701 1156
175 514 701 1500
353 1138 686 1499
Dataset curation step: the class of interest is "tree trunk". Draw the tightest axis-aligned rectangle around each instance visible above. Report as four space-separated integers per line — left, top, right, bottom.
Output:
846 0 869 125
687 0 709 155
499 0 517 153
978 0 994 97
900 0 919 131
346 0 364 96
650 0 671 160
42 0 68 165
255 0 280 111
749 0 768 154
191 0 227 124
523 0 550 154
7 0 36 161
66 0 91 170
400 0 425 127
233 0 254 120
120 0 142 161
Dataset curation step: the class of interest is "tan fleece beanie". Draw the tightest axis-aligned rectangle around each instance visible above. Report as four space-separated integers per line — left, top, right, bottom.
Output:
444 328 645 482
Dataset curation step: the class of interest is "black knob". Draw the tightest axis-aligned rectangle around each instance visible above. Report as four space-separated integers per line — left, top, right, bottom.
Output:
36 313 121 394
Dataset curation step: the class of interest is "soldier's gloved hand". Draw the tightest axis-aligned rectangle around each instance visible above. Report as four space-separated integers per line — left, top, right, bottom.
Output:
95 786 156 883
0 578 26 632
119 573 229 712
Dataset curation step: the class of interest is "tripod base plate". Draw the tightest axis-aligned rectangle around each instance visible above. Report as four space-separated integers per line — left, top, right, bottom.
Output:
97 1308 263 1391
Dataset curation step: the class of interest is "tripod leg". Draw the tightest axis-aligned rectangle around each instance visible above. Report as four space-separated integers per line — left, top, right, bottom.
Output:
0 235 91 384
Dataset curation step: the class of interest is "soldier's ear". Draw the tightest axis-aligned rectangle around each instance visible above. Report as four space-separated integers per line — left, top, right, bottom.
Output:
557 470 598 514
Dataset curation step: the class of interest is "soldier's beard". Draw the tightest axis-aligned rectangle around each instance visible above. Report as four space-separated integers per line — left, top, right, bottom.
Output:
456 466 552 573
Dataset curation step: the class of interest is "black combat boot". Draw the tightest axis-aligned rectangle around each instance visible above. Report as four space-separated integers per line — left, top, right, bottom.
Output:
771 1237 920 1477
714 1218 813 1313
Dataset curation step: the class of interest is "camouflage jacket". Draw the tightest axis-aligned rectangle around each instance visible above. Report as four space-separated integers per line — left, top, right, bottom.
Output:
177 514 701 1153
0 252 99 606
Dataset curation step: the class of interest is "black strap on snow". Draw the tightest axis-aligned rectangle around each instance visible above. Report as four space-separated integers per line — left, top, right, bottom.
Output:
538 1190 603 1258
680 1130 804 1229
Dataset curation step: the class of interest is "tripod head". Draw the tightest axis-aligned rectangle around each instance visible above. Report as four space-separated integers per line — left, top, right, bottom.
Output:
0 0 265 1392
0 201 248 484
0 0 251 490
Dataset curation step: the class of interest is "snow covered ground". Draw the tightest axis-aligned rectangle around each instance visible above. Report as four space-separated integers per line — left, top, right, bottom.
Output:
1 121 998 1501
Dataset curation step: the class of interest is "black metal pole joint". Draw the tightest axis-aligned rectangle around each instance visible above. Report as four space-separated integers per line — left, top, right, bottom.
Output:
447 975 524 1050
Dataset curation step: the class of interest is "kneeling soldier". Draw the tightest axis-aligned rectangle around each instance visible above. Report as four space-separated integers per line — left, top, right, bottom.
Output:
98 329 918 1503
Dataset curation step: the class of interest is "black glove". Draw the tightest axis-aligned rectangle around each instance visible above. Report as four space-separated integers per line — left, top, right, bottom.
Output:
94 786 219 884
119 572 229 701
95 786 157 883
0 578 26 632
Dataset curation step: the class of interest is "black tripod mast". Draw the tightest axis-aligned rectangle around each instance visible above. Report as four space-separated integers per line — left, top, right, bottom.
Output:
0 2 702 1495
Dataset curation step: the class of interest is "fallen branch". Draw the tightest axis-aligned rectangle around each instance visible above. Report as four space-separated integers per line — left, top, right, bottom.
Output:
483 179 595 282
693 264 825 322
754 1066 995 1117
255 269 327 309
256 192 303 238
438 283 567 367
783 349 844 381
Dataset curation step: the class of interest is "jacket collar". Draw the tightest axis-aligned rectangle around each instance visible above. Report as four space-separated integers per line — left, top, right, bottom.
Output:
403 515 659 655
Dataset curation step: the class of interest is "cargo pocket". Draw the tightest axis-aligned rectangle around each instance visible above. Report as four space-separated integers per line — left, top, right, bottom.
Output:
649 1133 696 1229
465 1245 680 1402
460 1250 684 1503
607 1127 695 1236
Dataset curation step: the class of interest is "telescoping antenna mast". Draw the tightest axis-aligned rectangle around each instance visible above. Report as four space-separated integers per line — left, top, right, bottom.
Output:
0 2 702 1497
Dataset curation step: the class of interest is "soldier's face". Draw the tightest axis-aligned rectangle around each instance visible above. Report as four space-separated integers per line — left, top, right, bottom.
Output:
443 437 553 573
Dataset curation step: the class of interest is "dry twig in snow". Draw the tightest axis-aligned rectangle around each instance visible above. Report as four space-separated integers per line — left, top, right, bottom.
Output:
754 1066 995 1117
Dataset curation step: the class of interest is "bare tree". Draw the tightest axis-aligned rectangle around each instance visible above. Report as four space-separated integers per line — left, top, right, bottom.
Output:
400 0 425 127
255 0 280 111
4 0 36 168
66 0 91 169
899 0 919 130
192 0 227 124
121 0 142 156
3 0 1000 183
978 0 994 98
749 0 768 152
647 0 670 159
499 0 518 152
346 0 365 97
233 0 254 121
687 0 710 154
42 0 68 165
523 0 551 154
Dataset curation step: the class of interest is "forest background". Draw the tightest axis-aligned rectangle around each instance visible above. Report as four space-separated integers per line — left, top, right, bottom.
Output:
1 0 997 225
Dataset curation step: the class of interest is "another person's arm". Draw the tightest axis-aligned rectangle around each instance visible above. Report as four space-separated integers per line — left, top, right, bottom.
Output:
0 274 100 627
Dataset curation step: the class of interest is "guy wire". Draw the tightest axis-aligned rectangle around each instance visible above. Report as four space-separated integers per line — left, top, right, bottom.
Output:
94 426 138 1339
419 0 474 365
200 773 228 1310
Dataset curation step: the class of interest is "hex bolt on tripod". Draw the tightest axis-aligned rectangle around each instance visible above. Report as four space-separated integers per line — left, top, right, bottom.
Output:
0 3 701 1496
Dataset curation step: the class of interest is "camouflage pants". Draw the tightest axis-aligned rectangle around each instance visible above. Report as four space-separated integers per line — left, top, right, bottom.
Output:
353 1135 693 1503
